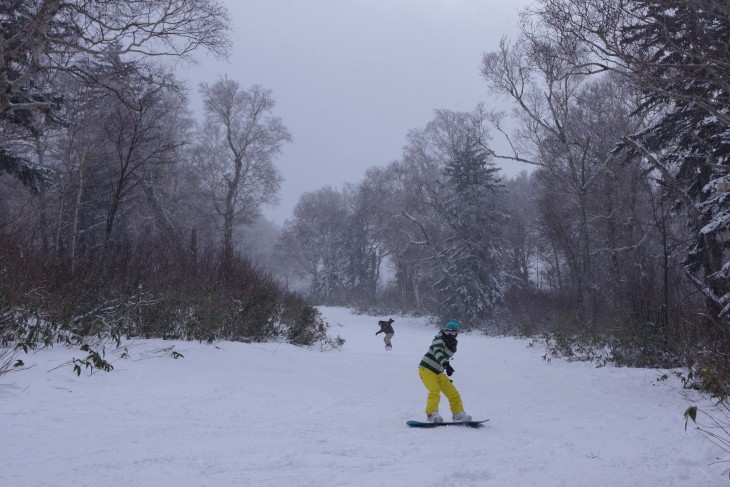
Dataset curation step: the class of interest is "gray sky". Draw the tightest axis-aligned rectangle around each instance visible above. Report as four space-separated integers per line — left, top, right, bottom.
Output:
182 0 532 224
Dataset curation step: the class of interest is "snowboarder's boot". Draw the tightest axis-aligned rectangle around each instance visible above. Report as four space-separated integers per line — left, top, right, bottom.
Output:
453 411 472 422
427 412 444 423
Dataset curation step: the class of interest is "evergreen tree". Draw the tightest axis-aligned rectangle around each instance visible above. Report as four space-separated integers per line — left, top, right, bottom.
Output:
620 0 730 319
0 1 62 189
436 137 506 327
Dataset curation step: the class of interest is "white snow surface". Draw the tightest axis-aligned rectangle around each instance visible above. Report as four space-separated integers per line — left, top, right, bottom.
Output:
2 306 726 486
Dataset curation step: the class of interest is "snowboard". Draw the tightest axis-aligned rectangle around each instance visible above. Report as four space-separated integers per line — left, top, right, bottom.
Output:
406 419 488 428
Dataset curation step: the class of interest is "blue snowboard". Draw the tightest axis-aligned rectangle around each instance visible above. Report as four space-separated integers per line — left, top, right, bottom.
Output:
406 419 488 428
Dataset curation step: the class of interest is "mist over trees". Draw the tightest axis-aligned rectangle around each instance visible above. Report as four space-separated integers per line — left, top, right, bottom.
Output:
3 0 730 400
0 0 329 365
276 110 506 328
277 0 730 398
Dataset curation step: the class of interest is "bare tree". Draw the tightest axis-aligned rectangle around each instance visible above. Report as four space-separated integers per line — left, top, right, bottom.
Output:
481 35 645 323
50 80 109 273
0 0 230 117
529 0 730 320
278 187 349 303
198 79 291 269
501 172 538 289
344 170 395 303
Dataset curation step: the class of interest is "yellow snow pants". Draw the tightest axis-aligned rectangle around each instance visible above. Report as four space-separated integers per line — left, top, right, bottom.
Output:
418 366 465 415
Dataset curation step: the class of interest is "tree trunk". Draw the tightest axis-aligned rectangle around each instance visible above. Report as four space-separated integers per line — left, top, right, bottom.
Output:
577 186 593 325
54 142 75 264
222 158 241 271
189 227 198 276
69 151 86 276
413 267 421 312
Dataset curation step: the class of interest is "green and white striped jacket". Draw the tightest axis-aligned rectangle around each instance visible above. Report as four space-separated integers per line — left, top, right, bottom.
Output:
419 332 455 374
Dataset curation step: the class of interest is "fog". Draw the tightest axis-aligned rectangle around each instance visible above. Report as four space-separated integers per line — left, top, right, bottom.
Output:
179 0 532 224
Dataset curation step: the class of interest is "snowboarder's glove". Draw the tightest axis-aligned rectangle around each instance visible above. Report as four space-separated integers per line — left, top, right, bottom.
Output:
444 361 454 377
375 330 381 335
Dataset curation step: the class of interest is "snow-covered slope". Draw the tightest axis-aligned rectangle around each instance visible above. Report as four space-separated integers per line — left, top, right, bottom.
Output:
1 307 724 486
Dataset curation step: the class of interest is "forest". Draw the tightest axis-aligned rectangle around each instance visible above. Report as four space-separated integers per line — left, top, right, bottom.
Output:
2 0 730 403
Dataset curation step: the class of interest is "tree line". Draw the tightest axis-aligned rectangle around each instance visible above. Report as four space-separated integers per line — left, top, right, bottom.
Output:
0 0 331 372
3 0 730 399
275 0 730 398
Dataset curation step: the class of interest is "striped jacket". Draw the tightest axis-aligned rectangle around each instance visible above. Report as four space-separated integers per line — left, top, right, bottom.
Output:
419 332 455 374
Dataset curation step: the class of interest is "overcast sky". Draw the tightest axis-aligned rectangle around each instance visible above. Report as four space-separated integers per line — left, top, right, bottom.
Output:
181 0 533 225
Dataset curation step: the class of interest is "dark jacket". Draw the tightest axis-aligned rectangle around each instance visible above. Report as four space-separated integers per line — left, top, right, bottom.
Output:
376 319 394 335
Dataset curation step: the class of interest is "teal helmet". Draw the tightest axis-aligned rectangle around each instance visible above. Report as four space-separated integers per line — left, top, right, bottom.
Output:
444 319 459 332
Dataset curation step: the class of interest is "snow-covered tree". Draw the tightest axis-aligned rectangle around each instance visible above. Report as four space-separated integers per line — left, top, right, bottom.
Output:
531 0 730 323
387 109 508 326
435 137 505 324
0 0 230 187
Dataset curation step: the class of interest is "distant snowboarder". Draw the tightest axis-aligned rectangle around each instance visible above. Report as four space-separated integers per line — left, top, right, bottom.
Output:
417 319 471 423
375 318 395 350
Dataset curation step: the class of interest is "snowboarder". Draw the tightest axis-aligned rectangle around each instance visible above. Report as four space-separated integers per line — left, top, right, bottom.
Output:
418 319 471 423
375 318 395 350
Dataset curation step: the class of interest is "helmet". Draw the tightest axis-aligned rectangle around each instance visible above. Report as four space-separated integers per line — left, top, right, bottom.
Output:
444 319 459 332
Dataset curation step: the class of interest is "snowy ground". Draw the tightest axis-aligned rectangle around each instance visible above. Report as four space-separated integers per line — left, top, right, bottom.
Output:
2 306 727 486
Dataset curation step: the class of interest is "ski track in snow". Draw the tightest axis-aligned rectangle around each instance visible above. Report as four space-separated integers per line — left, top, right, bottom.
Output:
1 306 726 486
